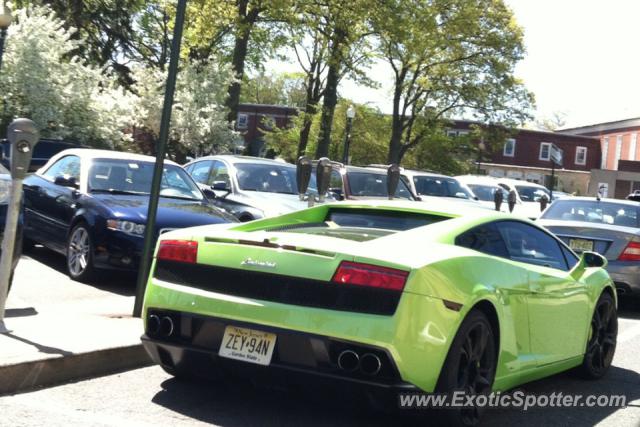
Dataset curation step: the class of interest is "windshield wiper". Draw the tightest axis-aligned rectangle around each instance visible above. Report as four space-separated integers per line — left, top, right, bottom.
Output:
91 189 148 196
159 194 200 201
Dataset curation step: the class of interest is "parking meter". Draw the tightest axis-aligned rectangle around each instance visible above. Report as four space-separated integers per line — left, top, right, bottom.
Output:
507 189 517 213
296 156 312 201
316 158 332 203
387 164 401 200
539 194 549 212
494 188 503 211
0 119 39 329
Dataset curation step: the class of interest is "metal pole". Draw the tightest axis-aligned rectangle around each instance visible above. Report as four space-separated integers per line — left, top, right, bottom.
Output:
0 178 23 327
0 28 6 72
133 0 188 318
342 117 352 165
550 162 555 201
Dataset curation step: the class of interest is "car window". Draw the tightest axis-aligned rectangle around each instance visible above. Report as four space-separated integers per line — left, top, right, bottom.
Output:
455 223 509 258
467 184 508 202
496 221 568 271
42 155 81 181
210 160 231 188
516 185 550 202
189 161 213 185
560 244 579 269
542 200 639 227
413 176 468 198
346 171 413 199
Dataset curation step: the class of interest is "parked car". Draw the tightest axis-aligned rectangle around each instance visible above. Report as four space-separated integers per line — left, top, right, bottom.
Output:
398 169 484 208
0 163 22 291
325 163 416 201
0 138 84 172
184 155 328 222
142 199 616 426
538 196 640 297
22 149 237 281
455 175 510 212
496 178 551 219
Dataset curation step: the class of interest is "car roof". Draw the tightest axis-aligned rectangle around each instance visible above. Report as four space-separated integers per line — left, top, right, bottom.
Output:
48 149 180 166
551 196 640 207
498 178 547 189
186 155 293 167
330 199 499 218
402 169 452 179
455 175 501 185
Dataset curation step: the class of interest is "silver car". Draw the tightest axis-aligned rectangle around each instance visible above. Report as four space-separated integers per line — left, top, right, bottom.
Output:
538 196 640 296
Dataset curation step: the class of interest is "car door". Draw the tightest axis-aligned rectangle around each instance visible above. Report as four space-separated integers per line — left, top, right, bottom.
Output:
23 155 81 251
496 220 590 366
208 160 236 212
455 222 535 373
187 160 214 187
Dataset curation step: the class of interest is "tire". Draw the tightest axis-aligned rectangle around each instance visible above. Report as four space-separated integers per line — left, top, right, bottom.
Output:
435 310 497 427
66 223 96 282
580 291 617 379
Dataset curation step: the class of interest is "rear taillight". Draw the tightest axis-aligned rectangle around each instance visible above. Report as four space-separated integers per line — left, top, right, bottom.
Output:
157 240 198 264
619 241 640 261
332 261 409 291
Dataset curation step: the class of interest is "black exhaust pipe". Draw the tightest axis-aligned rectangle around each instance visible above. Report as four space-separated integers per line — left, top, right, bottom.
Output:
337 350 359 372
160 316 174 337
360 353 382 375
147 314 160 335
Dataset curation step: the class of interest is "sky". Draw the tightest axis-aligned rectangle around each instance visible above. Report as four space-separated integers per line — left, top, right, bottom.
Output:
268 0 640 129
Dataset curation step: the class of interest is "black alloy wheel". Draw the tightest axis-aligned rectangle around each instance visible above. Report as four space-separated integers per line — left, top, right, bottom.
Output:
581 292 617 379
436 310 497 427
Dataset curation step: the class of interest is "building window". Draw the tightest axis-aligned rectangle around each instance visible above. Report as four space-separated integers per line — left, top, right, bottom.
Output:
447 130 459 138
615 135 623 170
539 142 551 161
602 137 609 169
503 138 516 157
631 133 637 161
237 113 249 129
575 146 587 165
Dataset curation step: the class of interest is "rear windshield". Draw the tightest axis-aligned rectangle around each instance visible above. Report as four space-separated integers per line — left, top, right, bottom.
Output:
542 200 639 227
516 185 550 202
346 172 414 199
468 184 508 202
412 176 471 199
276 208 449 241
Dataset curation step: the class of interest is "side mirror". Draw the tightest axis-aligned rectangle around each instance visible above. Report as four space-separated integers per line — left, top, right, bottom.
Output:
316 157 332 202
296 156 312 200
387 164 401 200
583 251 607 268
211 181 230 192
54 174 79 189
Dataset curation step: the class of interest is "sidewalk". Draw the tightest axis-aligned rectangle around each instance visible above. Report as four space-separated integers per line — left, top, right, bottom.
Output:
0 248 152 395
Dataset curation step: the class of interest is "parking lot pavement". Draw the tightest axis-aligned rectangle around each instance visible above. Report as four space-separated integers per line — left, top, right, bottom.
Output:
0 247 151 394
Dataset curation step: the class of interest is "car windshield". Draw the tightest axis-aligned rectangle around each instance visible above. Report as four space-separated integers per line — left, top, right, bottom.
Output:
412 176 470 198
467 184 508 202
88 158 203 201
235 163 320 195
516 185 550 202
542 200 639 227
347 171 413 199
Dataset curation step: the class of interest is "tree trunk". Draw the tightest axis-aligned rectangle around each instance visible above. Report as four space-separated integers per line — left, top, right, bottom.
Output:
387 67 406 165
315 60 339 159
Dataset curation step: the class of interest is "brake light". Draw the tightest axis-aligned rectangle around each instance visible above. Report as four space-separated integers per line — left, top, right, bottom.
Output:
157 240 198 264
332 261 409 291
619 241 640 261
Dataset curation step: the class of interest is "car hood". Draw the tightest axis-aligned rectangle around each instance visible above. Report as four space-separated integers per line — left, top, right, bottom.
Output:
92 194 236 227
232 191 312 216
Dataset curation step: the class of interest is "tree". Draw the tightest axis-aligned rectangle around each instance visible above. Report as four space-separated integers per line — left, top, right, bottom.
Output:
536 111 567 131
241 71 307 107
374 0 534 164
131 55 238 160
0 6 131 147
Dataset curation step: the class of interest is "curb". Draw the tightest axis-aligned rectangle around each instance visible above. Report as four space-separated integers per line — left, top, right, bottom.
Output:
0 344 153 395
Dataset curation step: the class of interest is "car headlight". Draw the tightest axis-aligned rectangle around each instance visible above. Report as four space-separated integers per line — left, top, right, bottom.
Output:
106 219 146 236
0 179 10 204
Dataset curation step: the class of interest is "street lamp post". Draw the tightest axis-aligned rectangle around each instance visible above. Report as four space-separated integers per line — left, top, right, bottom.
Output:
0 2 12 72
342 105 355 165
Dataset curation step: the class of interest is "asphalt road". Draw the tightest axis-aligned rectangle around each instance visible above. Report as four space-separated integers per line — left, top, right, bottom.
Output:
2 249 640 427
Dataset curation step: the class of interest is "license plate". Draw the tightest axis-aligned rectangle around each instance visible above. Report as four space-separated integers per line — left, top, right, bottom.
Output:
218 326 277 366
569 238 594 252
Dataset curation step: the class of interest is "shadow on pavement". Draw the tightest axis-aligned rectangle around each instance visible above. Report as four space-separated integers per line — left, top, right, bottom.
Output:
5 307 38 318
3 332 73 357
23 246 136 297
618 297 640 320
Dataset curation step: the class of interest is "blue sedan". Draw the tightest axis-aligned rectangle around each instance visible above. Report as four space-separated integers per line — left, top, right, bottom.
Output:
22 149 237 282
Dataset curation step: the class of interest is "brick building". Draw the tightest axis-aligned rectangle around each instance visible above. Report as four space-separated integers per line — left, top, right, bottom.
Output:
450 120 601 195
236 103 298 156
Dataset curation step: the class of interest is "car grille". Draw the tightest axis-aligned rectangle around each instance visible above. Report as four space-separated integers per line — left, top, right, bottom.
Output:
153 260 401 315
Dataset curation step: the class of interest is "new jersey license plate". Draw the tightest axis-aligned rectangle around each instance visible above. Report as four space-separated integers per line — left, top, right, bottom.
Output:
218 325 277 366
569 238 594 252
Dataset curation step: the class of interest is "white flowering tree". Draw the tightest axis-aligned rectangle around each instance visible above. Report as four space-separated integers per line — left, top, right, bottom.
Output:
0 6 132 147
131 57 238 158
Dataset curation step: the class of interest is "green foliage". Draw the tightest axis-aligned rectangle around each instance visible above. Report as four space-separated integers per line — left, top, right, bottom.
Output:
241 71 307 107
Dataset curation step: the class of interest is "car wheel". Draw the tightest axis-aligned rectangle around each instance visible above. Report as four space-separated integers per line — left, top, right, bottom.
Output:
580 291 617 379
436 310 497 427
66 223 95 282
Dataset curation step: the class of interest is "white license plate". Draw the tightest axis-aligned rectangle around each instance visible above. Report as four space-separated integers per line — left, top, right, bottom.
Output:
218 326 277 366
569 238 594 252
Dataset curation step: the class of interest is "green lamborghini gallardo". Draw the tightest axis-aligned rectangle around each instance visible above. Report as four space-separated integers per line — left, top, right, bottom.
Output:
141 200 617 426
